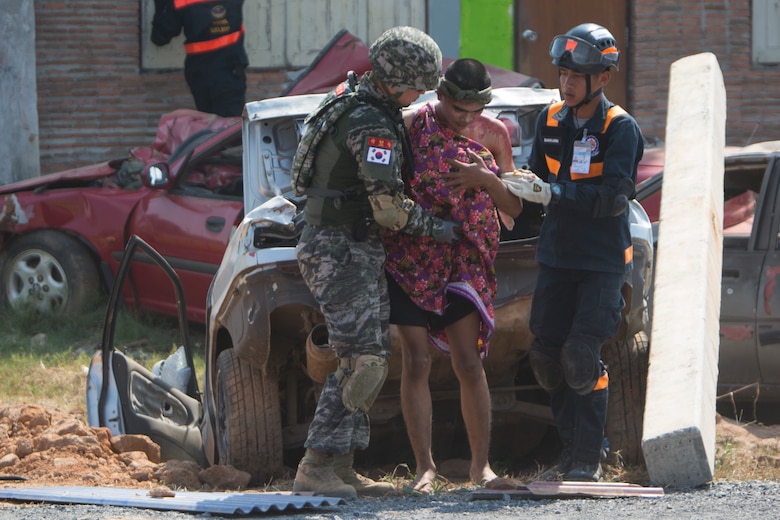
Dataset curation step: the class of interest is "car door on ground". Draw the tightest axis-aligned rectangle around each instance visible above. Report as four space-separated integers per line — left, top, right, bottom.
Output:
87 235 204 465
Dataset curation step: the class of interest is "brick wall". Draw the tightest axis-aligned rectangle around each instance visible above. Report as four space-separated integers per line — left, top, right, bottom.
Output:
33 1 780 175
631 0 780 146
35 0 288 174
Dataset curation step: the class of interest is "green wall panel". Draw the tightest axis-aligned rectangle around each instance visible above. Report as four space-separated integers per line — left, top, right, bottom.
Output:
459 0 514 69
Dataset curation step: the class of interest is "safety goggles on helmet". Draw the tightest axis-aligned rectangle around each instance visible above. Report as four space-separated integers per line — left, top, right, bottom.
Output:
550 34 618 71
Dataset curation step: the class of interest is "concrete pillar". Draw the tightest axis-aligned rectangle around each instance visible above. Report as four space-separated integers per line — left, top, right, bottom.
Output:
641 52 726 487
0 0 39 185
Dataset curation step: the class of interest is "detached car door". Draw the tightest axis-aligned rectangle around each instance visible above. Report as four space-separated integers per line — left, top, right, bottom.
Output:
126 126 244 324
86 235 205 465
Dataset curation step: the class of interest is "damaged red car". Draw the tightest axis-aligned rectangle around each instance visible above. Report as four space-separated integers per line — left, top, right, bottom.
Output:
0 30 547 324
0 110 244 323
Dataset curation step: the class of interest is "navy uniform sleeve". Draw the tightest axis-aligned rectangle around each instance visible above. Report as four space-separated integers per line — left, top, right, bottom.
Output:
151 0 182 46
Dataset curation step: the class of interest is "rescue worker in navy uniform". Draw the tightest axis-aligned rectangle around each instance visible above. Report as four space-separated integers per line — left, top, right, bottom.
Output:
500 23 644 481
292 27 460 498
151 0 248 117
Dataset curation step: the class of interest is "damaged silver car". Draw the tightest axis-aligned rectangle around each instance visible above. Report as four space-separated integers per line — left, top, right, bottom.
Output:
88 86 654 484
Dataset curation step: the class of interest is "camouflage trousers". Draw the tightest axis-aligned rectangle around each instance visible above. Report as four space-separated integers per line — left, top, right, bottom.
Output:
296 224 391 454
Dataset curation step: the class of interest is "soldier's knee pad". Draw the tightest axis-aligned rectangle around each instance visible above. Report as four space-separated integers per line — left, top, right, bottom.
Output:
529 349 564 393
336 354 389 413
561 336 601 395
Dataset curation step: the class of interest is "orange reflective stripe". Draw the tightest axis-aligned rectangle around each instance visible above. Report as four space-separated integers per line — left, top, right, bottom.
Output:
570 161 602 180
543 102 565 173
174 0 217 8
601 46 619 56
602 105 626 133
624 244 633 264
546 101 564 127
545 155 561 174
593 372 609 391
184 24 244 54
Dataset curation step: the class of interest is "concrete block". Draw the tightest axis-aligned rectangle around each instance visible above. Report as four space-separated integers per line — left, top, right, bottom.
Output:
641 52 726 487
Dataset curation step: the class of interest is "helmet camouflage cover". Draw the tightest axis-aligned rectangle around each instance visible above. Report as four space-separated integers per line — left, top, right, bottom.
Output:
369 26 442 91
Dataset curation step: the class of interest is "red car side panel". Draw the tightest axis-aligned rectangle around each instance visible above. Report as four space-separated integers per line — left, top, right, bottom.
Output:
126 190 243 323
1 188 146 269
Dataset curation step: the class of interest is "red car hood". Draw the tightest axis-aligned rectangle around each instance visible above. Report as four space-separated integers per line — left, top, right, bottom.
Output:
281 29 543 97
0 161 121 194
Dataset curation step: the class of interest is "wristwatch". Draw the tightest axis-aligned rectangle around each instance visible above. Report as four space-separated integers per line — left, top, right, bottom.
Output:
550 183 562 203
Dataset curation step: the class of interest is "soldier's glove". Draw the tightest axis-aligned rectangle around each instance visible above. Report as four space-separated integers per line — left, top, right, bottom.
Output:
501 170 552 205
432 219 462 243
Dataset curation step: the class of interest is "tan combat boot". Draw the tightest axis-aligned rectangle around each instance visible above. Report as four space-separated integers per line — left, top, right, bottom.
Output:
332 450 396 497
293 448 357 499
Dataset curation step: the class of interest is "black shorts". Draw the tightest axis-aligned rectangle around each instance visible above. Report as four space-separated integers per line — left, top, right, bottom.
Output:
387 273 475 329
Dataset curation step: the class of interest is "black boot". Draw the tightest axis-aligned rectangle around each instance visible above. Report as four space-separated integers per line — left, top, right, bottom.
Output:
564 462 603 482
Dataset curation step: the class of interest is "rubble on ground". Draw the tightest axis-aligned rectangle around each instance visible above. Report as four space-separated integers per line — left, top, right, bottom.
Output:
0 404 251 491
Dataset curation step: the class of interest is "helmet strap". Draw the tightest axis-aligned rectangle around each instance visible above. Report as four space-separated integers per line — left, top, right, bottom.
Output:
371 73 405 110
572 75 602 111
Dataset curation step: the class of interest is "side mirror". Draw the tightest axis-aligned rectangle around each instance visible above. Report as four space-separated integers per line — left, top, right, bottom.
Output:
142 163 171 188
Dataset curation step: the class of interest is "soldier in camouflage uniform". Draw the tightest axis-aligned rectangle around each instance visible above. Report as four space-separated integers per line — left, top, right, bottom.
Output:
293 26 460 499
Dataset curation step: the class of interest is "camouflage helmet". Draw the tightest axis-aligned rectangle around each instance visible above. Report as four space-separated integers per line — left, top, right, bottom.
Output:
369 26 442 91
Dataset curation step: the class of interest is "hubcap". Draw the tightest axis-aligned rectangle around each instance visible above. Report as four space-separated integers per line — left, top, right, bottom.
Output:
6 248 68 313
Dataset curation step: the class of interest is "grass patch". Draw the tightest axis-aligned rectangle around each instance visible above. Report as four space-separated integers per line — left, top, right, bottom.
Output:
0 300 204 415
715 431 780 481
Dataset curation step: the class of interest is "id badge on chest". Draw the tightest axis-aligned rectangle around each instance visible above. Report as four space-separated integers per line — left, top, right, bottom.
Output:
571 140 591 175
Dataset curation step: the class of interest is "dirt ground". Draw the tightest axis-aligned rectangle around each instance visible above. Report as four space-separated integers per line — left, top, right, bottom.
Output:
1 403 779 493
0 404 252 492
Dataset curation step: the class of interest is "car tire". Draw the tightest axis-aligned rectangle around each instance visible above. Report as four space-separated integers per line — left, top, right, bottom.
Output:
0 231 101 315
602 331 649 467
215 348 283 484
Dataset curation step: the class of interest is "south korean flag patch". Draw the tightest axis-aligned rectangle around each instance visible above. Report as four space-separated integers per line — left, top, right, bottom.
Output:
366 136 394 165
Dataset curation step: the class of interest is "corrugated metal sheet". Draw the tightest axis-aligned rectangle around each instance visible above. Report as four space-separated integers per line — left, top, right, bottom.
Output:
0 486 345 515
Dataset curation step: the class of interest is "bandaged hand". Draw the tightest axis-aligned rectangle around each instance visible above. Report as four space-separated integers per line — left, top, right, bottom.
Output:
501 169 552 205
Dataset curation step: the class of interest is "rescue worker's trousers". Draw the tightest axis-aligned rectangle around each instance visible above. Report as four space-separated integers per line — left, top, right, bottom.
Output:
529 264 625 465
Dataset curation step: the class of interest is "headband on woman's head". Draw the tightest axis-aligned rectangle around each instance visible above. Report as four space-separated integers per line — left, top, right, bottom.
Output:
437 77 493 104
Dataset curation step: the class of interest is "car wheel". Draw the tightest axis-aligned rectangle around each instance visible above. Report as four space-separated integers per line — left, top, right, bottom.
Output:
602 331 649 466
215 348 283 484
0 231 101 315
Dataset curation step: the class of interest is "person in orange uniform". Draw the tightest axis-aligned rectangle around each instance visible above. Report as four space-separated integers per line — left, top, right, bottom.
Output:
487 23 643 482
151 0 248 117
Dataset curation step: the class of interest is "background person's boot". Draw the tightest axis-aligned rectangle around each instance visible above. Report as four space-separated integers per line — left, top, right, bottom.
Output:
564 461 603 482
332 450 396 496
293 448 357 499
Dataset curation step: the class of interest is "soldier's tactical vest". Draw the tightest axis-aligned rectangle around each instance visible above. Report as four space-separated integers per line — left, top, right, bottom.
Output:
291 75 361 197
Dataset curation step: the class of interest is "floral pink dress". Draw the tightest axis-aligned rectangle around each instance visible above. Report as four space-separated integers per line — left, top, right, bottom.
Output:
384 103 500 358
